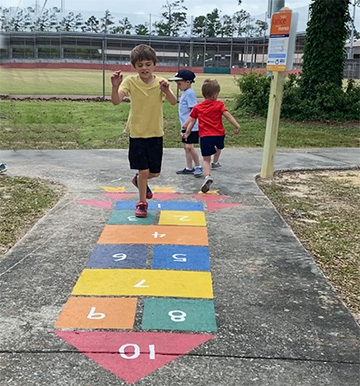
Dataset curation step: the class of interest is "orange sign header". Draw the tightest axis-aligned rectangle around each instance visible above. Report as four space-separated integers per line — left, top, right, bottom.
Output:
270 10 292 36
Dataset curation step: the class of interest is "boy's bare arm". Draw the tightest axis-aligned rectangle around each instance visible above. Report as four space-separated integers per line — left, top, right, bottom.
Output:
223 110 241 134
111 70 126 105
183 117 196 138
159 80 177 105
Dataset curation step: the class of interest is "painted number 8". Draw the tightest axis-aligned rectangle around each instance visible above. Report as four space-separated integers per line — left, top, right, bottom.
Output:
168 310 186 322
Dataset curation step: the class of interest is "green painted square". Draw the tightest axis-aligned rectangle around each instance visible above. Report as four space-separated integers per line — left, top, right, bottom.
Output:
142 298 217 332
108 209 156 225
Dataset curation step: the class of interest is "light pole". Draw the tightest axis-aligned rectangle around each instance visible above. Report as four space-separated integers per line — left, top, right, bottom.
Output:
348 1 356 59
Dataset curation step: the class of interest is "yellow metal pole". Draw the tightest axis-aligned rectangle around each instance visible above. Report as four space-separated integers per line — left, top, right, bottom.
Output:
260 71 286 178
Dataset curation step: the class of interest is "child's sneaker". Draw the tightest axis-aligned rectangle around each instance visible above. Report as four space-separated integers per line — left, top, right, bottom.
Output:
193 166 203 178
135 201 148 217
211 162 222 169
132 174 153 199
176 168 194 174
200 176 213 193
0 163 7 174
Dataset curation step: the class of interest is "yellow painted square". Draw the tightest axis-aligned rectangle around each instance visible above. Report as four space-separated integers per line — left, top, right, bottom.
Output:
159 211 206 226
72 269 213 299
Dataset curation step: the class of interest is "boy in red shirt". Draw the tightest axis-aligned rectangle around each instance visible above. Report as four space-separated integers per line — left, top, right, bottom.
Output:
183 79 241 193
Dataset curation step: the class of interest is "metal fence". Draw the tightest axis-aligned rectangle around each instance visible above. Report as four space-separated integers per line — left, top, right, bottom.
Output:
0 31 308 71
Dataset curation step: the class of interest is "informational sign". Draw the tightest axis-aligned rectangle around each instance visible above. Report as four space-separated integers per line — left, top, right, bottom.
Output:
267 9 292 72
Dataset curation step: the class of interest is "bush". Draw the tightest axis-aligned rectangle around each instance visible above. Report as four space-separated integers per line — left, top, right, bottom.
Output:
235 72 360 121
235 72 270 116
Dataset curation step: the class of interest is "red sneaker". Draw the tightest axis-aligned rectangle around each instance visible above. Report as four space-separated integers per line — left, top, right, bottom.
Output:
135 201 148 217
132 174 153 199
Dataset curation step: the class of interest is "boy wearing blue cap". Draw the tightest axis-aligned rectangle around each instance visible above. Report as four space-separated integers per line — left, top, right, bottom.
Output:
169 70 203 177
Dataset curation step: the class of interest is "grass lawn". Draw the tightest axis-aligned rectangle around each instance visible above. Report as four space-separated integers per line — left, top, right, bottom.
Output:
1 99 358 150
0 68 240 98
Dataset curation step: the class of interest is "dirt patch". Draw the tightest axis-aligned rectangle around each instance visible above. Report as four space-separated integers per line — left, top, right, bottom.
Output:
257 169 360 324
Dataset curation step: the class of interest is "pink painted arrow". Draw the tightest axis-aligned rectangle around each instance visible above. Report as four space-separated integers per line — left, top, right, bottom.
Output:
55 331 215 384
101 193 137 200
75 200 112 209
190 194 243 211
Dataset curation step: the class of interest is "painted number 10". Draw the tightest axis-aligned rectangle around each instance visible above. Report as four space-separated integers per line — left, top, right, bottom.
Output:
119 344 155 360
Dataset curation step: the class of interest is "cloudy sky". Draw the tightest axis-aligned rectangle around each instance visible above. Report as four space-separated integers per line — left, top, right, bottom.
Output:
1 0 358 33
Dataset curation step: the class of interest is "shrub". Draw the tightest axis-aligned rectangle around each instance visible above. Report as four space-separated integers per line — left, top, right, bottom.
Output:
235 72 270 116
235 72 360 121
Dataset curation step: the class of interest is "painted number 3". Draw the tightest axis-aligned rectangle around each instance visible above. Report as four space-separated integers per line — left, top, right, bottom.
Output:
168 310 187 322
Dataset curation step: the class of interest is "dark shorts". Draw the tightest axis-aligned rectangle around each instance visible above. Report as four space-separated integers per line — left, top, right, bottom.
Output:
181 129 199 144
129 137 163 174
200 135 225 157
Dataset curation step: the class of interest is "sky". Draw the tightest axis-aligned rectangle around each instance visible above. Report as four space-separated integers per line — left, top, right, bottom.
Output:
1 0 359 33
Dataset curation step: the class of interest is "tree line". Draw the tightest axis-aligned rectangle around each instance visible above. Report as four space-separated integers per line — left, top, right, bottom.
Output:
0 0 268 37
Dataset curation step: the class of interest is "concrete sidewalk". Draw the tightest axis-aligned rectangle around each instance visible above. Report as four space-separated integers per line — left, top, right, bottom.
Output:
0 148 359 386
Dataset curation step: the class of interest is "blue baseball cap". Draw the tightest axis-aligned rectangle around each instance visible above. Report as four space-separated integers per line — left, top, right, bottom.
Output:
169 69 196 83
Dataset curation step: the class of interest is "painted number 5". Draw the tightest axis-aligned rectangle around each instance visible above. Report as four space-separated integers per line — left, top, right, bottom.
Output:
172 253 187 262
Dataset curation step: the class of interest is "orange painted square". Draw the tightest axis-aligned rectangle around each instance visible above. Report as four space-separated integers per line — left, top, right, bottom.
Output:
54 297 137 329
97 225 208 245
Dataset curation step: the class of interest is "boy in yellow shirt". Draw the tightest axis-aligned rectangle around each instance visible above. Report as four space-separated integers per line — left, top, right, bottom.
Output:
111 44 177 217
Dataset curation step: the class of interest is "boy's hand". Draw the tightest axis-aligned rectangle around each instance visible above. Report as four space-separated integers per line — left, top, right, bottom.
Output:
159 80 170 92
234 126 241 135
111 70 123 88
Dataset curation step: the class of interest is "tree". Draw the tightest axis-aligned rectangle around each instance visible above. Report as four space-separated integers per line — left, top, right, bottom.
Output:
155 0 187 36
82 16 100 33
111 17 132 34
192 15 206 37
58 12 83 31
135 23 150 35
220 14 235 37
205 9 222 37
100 9 114 33
254 20 268 37
301 0 351 97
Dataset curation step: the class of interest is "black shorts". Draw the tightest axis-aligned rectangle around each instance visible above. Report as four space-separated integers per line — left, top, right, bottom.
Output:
200 135 225 157
128 137 163 174
181 129 199 144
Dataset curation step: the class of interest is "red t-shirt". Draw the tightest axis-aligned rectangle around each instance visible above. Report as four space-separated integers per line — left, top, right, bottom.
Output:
190 100 227 137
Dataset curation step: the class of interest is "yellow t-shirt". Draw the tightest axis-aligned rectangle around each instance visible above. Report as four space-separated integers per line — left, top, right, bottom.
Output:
119 74 166 138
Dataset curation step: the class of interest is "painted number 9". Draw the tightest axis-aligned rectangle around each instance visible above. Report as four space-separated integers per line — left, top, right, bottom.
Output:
168 310 187 322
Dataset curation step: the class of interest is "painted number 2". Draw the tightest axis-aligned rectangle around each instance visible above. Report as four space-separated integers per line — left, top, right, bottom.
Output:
119 344 155 360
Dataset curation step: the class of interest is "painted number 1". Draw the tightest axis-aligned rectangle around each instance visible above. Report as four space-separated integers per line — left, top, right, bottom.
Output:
119 344 155 360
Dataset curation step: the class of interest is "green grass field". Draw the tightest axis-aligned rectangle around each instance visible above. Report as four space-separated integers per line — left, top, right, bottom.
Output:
0 68 358 150
0 68 240 98
1 99 358 150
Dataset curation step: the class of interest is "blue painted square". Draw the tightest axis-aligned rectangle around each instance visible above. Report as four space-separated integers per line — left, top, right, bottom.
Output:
154 201 204 211
86 244 147 268
114 201 204 211
152 245 210 271
115 201 140 210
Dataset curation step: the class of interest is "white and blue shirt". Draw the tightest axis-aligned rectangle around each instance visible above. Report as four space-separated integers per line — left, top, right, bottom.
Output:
179 88 198 132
